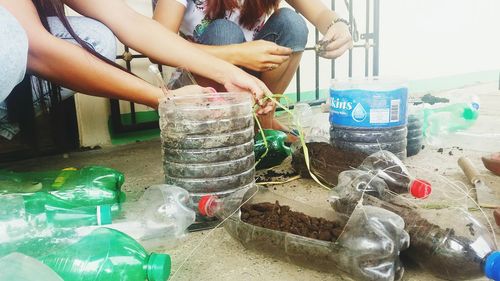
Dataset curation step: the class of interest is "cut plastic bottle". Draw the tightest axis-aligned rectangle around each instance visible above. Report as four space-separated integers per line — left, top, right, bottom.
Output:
331 169 500 280
198 185 409 281
358 150 432 198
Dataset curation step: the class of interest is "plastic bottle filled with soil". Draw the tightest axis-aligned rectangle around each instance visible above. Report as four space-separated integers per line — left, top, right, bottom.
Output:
358 150 431 198
159 92 255 218
330 78 409 159
0 166 125 208
23 228 170 281
199 186 410 281
330 170 500 281
254 129 292 170
0 185 195 253
0 253 63 281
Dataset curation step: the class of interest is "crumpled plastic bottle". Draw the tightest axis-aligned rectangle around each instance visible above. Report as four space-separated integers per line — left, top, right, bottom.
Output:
330 169 500 281
199 185 410 281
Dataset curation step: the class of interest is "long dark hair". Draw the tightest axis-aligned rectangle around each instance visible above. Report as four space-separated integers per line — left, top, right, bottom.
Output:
205 0 280 29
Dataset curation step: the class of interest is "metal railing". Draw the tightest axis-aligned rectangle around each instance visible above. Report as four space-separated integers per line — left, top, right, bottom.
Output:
110 0 380 133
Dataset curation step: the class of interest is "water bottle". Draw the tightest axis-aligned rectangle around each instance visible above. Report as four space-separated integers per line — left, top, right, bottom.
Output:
35 228 171 281
0 185 195 253
330 78 408 159
331 170 500 281
200 185 409 281
0 253 63 281
254 129 291 170
358 150 431 198
0 166 125 207
422 96 480 144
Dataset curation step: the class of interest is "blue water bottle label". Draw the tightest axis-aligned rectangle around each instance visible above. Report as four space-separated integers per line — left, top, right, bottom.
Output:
329 88 408 128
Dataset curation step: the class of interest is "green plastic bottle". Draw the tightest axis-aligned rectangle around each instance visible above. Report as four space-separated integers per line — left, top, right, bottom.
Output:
0 166 125 207
254 129 292 170
422 98 480 141
37 228 171 281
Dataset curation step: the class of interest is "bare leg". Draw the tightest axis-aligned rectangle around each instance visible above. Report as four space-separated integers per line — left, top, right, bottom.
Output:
258 52 303 135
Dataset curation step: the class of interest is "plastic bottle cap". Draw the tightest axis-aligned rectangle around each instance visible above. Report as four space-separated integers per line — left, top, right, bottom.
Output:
147 253 171 281
198 195 217 217
484 251 500 280
409 179 432 199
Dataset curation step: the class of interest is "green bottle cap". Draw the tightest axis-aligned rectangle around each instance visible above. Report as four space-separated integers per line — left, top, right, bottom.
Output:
462 107 479 120
147 253 172 281
97 205 112 225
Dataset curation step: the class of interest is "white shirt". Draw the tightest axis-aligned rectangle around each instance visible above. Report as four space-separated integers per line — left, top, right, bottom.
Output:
175 0 267 42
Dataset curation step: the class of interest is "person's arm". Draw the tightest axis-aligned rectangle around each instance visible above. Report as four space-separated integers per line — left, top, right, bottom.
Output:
64 0 274 111
153 0 292 72
0 0 164 108
286 0 352 59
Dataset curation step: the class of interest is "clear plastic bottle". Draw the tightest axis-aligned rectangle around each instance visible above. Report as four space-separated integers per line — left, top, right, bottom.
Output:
199 185 409 281
159 93 255 218
36 228 171 281
0 185 195 254
422 97 480 145
0 253 63 281
358 150 431 198
331 169 500 280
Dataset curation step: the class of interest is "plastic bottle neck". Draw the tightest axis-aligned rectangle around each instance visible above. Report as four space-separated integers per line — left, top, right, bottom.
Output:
198 196 221 217
147 253 171 281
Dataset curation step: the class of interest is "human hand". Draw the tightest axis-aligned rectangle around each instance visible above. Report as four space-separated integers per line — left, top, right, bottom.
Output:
221 67 275 115
169 85 215 96
317 20 353 59
233 40 292 72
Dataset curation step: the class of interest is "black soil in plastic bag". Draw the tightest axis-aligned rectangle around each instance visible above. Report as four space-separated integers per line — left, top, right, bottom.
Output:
241 201 344 242
292 142 367 186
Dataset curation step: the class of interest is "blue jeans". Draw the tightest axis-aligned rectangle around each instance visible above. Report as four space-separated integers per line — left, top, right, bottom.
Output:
0 14 116 140
198 8 309 53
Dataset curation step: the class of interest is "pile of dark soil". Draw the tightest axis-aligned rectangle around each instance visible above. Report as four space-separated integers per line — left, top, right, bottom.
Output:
255 169 298 183
292 142 367 186
241 201 344 241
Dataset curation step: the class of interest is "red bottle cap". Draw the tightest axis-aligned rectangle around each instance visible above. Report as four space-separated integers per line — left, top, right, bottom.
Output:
410 179 432 199
198 195 217 217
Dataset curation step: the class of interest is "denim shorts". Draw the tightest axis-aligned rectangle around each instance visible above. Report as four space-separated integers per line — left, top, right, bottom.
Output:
198 7 309 53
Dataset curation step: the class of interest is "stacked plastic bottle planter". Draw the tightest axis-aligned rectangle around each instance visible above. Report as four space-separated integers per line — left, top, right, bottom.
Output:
330 78 409 160
159 93 255 217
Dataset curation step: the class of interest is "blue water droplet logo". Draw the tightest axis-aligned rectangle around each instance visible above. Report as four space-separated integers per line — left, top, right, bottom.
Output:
352 103 367 122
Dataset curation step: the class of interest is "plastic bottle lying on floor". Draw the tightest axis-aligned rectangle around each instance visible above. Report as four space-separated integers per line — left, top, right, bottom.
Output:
0 166 125 207
199 186 410 281
358 150 431 198
0 253 63 281
18 228 170 281
0 185 195 254
330 169 500 281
